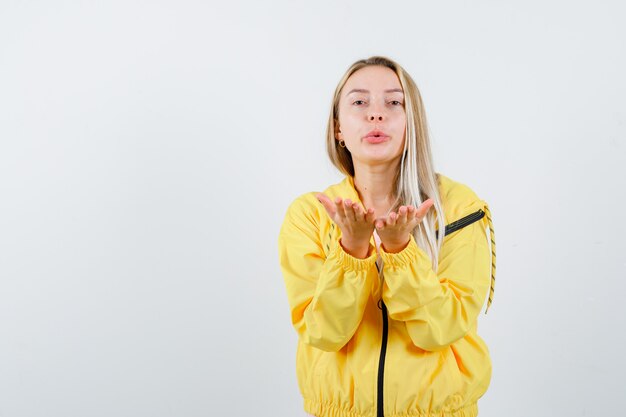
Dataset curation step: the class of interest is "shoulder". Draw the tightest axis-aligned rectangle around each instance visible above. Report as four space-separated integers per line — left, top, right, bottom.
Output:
282 177 352 222
283 191 321 225
437 173 480 202
436 173 486 222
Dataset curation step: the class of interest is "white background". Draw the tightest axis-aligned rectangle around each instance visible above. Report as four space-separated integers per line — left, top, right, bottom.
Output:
1 1 625 416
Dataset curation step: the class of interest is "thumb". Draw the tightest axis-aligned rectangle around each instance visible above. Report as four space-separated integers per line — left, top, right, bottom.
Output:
316 193 336 217
417 198 435 217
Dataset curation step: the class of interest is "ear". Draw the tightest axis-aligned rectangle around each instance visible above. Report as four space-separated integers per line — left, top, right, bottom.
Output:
336 129 343 140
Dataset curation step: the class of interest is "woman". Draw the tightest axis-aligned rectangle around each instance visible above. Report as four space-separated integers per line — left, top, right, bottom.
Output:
278 56 496 417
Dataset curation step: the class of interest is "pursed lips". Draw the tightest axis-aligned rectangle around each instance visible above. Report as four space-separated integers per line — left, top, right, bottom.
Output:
364 129 389 142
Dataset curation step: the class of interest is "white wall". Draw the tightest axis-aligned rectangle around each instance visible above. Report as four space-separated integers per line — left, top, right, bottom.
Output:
1 1 624 416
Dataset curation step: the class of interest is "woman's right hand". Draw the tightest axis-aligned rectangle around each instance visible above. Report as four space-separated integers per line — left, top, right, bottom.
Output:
316 193 376 259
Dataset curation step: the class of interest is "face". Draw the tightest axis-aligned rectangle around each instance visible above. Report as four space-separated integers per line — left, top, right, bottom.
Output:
336 65 406 168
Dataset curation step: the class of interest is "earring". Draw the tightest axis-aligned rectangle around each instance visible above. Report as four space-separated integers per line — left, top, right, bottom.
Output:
339 140 346 148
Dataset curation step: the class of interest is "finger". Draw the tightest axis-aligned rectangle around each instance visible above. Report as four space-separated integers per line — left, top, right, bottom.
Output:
343 199 357 222
407 205 422 229
365 207 376 224
375 218 385 230
416 199 435 218
387 211 397 227
402 206 415 229
397 206 408 225
316 193 336 218
334 197 347 221
406 205 416 220
353 203 365 222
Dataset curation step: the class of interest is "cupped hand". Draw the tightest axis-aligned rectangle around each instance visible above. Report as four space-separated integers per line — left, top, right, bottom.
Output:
375 199 435 253
316 193 376 258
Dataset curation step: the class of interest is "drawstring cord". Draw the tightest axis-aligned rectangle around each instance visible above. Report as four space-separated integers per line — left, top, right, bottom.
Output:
483 203 496 314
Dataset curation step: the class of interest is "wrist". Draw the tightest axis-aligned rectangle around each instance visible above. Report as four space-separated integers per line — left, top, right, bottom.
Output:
339 237 371 259
381 235 411 254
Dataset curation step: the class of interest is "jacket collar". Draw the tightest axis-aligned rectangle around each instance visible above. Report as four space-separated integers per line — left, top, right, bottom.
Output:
343 176 362 203
325 175 363 205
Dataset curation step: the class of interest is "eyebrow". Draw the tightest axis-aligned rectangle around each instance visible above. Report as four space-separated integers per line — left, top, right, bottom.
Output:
346 88 404 95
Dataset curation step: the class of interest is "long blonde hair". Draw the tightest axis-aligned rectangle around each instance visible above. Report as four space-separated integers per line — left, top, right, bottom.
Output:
325 56 446 271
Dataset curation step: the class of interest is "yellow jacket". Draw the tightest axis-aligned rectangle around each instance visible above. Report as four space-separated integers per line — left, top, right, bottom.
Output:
278 173 496 417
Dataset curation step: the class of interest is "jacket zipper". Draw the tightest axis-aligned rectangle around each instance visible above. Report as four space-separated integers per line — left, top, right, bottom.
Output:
375 208 485 416
376 298 388 417
441 209 485 237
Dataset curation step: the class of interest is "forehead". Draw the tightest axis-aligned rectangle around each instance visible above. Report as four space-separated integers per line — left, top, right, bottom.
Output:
343 65 403 93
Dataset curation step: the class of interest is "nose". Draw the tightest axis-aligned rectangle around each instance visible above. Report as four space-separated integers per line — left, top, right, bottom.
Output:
368 105 384 121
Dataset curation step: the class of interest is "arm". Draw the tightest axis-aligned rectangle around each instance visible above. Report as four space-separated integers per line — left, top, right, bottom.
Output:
278 194 378 352
380 199 492 352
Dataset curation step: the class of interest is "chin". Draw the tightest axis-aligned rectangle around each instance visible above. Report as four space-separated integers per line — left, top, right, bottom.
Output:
355 153 402 165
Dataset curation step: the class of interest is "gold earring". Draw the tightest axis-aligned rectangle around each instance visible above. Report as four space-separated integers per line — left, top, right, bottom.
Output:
339 140 346 148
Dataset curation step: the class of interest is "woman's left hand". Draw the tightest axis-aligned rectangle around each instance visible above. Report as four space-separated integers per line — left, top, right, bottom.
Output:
376 199 435 253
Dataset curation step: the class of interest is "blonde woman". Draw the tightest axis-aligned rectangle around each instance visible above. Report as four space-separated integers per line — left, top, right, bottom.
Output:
278 56 496 417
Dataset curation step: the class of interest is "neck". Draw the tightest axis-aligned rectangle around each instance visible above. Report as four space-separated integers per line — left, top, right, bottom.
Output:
353 160 400 215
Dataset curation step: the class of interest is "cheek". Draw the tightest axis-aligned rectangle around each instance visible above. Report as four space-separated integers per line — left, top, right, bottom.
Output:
340 114 361 131
393 119 406 136
390 119 405 138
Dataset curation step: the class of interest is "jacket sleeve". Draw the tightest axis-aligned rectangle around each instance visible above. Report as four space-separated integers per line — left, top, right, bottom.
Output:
379 198 492 352
278 194 378 352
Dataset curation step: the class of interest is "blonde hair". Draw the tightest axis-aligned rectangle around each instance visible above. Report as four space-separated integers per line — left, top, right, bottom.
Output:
325 56 446 271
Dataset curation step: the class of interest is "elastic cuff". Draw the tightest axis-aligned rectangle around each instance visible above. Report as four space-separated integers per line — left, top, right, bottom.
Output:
329 240 377 272
379 234 420 269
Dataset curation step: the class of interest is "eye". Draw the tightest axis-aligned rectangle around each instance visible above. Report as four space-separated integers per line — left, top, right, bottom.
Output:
353 100 366 105
390 100 403 106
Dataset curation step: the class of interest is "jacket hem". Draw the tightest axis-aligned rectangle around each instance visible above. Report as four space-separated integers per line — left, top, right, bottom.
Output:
304 398 479 417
